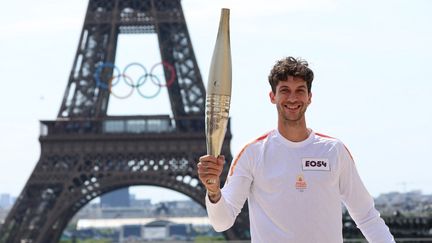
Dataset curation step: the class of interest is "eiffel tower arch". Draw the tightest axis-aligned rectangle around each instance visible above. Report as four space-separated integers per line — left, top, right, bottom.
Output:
0 0 249 242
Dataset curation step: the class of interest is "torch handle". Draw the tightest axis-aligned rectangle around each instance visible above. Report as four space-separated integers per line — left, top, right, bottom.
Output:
206 94 231 156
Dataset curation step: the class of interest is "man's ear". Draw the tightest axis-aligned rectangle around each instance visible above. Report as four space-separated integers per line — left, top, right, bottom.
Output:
269 91 276 104
308 92 312 104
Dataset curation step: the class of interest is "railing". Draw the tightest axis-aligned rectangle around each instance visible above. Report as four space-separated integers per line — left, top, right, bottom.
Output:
39 115 214 137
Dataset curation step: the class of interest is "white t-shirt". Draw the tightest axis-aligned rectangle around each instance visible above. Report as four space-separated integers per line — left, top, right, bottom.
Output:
206 129 394 243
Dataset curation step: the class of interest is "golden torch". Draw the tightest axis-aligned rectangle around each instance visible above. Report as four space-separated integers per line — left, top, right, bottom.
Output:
205 9 231 184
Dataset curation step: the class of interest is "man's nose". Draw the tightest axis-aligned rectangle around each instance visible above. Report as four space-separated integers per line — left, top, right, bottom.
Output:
286 92 298 101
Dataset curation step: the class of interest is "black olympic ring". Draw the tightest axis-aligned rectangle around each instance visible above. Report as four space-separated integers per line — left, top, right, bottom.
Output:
94 61 176 99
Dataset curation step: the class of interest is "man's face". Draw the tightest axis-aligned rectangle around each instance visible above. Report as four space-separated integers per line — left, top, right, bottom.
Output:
269 76 312 123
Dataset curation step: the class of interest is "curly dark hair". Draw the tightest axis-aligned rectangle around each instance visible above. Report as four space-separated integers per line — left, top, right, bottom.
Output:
268 56 314 93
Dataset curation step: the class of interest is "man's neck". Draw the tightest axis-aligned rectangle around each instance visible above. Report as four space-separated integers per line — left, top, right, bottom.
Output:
278 120 310 142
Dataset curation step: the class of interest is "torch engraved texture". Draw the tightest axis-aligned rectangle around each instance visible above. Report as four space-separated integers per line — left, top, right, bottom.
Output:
205 8 232 157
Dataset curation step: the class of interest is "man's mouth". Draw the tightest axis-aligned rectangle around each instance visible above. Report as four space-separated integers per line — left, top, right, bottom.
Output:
284 104 301 111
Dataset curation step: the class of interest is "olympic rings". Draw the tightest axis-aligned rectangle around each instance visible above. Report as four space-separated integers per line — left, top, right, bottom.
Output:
93 61 176 99
136 73 162 99
95 62 121 90
150 61 175 87
108 74 134 99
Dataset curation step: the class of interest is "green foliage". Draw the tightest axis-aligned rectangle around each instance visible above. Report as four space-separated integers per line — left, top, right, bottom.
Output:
59 239 112 243
194 235 225 242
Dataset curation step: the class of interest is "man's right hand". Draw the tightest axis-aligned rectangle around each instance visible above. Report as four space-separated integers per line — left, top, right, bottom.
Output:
197 155 225 203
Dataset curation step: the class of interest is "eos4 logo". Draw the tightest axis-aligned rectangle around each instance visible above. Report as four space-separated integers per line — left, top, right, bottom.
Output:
302 158 330 171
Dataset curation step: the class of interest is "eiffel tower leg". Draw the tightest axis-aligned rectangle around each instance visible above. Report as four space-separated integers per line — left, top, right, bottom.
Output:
157 22 206 118
59 18 119 118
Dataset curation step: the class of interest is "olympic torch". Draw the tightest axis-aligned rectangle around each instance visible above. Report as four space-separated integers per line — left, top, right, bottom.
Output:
205 9 231 184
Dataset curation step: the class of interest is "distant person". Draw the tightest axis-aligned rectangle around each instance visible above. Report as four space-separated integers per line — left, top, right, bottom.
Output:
197 56 394 242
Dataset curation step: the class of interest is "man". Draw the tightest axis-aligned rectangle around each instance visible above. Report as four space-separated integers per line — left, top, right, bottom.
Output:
197 56 394 242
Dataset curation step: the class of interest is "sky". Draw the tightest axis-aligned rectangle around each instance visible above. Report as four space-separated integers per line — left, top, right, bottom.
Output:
0 0 431 203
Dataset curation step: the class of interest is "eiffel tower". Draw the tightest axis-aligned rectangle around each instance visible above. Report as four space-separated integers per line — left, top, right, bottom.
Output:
0 0 249 242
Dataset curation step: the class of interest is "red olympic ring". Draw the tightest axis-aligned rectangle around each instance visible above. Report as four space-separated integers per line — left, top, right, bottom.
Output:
149 61 176 87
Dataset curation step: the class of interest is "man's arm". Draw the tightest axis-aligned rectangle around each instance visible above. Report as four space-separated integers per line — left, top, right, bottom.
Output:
207 188 222 203
197 155 225 203
338 144 395 242
198 152 252 232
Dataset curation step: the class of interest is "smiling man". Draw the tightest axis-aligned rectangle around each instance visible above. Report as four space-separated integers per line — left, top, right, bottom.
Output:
197 56 394 242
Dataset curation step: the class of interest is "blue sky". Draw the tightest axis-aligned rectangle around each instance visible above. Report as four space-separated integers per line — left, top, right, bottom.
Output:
0 0 431 202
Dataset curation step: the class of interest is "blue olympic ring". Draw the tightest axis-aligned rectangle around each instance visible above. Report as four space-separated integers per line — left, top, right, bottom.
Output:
94 61 176 99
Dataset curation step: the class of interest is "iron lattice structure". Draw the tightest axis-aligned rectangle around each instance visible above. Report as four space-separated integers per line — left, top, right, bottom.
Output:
0 0 250 242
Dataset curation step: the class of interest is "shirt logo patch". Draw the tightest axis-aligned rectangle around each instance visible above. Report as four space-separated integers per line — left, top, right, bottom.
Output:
302 158 330 171
295 174 307 191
